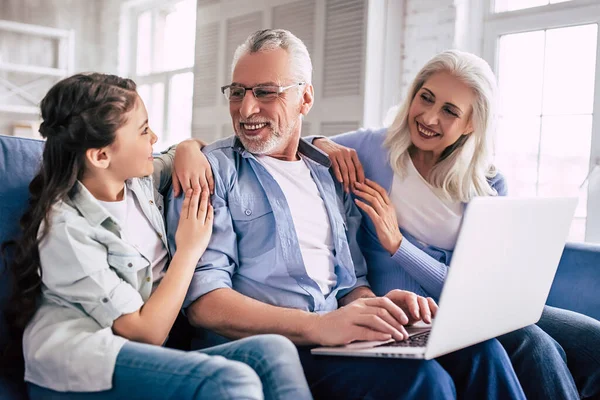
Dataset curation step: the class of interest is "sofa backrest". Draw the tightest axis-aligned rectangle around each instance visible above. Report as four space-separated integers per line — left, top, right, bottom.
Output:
0 135 44 352
548 241 600 321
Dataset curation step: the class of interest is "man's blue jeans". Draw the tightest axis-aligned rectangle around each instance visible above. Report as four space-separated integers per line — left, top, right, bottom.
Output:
498 305 600 400
298 338 525 400
27 334 312 400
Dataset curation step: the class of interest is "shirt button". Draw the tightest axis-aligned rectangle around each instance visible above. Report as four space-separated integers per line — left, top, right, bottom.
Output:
102 297 109 303
127 262 133 268
149 200 154 205
158 205 162 210
146 277 151 283
158 233 163 239
244 209 252 216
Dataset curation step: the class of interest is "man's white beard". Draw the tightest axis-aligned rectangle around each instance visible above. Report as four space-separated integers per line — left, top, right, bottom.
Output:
237 129 282 155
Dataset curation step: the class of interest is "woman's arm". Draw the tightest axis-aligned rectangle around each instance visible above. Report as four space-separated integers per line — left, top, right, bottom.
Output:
309 130 374 192
353 179 448 298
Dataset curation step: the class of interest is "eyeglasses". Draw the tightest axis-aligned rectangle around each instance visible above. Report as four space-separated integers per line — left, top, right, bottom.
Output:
221 82 306 102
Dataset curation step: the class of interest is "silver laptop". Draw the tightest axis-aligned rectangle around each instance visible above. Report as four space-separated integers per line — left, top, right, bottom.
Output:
311 196 577 360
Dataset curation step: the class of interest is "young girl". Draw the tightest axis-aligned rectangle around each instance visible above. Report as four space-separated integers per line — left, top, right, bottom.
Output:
5 73 311 399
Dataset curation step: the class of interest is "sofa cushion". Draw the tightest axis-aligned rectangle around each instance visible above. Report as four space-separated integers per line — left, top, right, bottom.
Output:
0 135 44 355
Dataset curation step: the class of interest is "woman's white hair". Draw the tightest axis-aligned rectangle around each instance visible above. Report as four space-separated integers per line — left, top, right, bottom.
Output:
231 29 312 85
384 49 498 203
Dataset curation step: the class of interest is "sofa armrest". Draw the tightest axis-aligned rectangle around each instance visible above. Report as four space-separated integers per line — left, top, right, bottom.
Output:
547 242 600 321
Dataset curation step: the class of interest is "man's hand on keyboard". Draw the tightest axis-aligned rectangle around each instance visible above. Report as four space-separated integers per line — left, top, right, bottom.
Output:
384 290 438 325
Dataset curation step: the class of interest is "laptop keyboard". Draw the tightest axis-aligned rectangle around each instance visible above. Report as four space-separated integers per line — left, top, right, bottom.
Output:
378 331 430 348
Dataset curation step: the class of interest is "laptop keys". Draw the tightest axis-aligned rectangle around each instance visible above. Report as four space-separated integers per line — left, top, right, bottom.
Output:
378 331 430 348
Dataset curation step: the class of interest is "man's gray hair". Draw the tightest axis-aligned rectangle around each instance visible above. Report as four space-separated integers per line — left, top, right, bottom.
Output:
231 29 313 84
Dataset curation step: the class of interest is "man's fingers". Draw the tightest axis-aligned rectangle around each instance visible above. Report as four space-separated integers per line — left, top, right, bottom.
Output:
361 306 408 339
355 315 404 341
363 297 409 326
404 294 420 322
418 296 431 324
351 327 392 343
427 297 439 318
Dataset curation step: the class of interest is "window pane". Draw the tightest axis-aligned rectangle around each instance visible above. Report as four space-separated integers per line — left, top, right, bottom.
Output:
168 72 194 145
494 0 573 12
137 84 151 109
136 11 152 75
569 218 586 243
537 114 589 243
495 0 547 13
494 116 540 197
164 0 197 70
498 31 545 116
496 23 597 242
543 24 598 115
150 82 165 149
538 115 591 219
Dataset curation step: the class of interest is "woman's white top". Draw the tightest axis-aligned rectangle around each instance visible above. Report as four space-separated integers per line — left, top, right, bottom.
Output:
389 156 464 250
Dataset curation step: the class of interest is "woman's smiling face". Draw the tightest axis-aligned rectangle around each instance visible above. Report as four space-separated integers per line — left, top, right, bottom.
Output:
408 71 475 158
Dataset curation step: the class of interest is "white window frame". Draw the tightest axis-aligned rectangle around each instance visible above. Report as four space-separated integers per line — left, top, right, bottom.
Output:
482 0 600 242
119 0 196 146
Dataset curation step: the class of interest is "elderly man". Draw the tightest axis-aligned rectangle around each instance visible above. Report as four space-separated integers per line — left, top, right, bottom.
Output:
167 29 525 400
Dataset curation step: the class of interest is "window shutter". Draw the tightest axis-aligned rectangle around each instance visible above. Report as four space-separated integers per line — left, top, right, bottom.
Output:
193 22 219 108
323 0 366 98
272 0 315 55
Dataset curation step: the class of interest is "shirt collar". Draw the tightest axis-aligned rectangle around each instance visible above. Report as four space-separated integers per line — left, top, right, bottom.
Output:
68 181 123 230
232 136 331 168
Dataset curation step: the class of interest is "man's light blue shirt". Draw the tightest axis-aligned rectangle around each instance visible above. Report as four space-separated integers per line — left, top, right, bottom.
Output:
166 136 369 313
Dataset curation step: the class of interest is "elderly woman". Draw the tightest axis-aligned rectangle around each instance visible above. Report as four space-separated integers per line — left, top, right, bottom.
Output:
313 50 600 400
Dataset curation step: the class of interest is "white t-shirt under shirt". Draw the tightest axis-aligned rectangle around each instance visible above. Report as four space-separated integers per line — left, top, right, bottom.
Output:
257 155 337 295
98 187 168 289
389 156 464 250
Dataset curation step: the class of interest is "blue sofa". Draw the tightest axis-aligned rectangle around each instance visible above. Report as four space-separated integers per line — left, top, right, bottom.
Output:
1 134 599 399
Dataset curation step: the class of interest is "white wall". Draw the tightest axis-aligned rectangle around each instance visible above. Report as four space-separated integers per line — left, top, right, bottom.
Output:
398 0 480 102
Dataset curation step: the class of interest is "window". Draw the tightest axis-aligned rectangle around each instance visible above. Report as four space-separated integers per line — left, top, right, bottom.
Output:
484 0 600 242
122 0 196 150
494 0 573 13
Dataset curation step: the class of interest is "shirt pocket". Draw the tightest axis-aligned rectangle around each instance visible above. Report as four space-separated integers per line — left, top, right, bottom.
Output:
107 253 150 273
229 195 276 259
